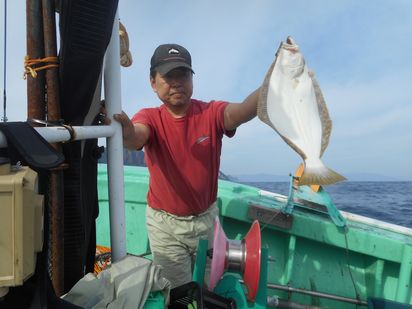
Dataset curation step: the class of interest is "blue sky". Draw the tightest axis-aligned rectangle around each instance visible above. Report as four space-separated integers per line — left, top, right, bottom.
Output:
1 1 412 180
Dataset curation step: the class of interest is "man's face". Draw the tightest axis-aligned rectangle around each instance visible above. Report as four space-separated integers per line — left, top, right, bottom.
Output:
150 67 193 107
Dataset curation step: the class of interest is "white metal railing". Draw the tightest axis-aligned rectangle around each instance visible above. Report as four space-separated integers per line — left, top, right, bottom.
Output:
103 9 127 261
0 125 116 146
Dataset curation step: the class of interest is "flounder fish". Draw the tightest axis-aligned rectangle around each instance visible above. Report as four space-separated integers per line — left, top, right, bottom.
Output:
258 36 346 185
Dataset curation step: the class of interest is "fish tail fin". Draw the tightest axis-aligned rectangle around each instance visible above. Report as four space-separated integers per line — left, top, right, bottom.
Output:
299 164 346 186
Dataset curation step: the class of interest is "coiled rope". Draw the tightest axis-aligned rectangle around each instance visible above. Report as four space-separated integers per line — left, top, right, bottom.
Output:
23 55 59 79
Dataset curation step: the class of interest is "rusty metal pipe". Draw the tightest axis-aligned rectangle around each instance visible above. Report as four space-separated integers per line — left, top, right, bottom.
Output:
42 0 60 121
42 0 64 296
26 0 45 120
48 169 64 295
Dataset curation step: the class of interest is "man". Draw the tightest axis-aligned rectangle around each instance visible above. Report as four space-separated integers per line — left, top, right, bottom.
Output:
113 43 260 288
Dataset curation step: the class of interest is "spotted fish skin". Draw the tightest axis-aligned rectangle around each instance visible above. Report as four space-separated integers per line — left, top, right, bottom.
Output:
257 36 346 185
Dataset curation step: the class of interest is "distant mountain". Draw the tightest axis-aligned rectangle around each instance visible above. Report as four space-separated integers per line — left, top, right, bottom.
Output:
98 149 407 182
218 171 235 181
99 148 234 181
343 173 402 182
99 148 146 166
231 172 406 182
232 173 290 182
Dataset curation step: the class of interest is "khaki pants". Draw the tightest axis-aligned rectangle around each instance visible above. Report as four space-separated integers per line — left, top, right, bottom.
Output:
146 203 218 288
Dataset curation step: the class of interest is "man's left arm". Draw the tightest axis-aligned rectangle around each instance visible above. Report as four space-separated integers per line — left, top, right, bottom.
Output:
223 88 261 131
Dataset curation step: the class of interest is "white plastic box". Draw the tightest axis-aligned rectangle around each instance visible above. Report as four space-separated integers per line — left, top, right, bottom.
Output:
0 164 43 297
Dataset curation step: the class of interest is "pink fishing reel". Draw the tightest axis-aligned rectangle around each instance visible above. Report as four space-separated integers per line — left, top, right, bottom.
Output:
209 218 261 302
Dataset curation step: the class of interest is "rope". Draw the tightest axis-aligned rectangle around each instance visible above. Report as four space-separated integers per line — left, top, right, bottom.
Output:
23 55 59 79
119 21 132 67
61 123 76 143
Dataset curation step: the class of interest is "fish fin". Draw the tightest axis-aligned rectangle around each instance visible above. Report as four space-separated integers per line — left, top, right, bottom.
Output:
309 73 332 157
257 58 277 128
294 163 321 192
257 40 286 129
299 165 346 186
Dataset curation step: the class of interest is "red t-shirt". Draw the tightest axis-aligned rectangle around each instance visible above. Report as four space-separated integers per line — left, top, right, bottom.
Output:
131 99 235 216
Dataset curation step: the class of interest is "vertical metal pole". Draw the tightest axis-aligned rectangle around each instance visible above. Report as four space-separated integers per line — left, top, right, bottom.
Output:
42 0 64 296
42 0 60 121
2 0 7 122
26 0 45 120
103 9 126 261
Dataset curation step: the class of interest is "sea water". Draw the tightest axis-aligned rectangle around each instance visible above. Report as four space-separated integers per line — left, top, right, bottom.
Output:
241 181 412 228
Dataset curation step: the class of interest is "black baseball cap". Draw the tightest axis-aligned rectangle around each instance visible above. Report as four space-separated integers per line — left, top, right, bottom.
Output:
150 43 194 75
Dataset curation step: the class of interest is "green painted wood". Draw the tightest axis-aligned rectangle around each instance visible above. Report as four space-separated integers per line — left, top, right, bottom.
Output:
192 239 208 286
254 248 269 308
96 164 151 255
396 245 412 302
282 235 296 285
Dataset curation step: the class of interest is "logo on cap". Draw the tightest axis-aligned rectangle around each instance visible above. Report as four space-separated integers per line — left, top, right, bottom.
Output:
168 48 180 55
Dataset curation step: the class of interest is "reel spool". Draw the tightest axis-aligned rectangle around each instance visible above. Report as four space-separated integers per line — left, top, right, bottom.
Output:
209 218 261 302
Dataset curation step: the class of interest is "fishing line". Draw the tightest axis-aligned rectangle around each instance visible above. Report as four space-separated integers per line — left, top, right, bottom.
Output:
259 187 363 307
2 0 7 122
259 179 292 234
343 227 361 308
259 206 282 234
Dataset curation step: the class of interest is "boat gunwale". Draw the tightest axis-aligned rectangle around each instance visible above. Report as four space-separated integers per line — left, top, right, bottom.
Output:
258 188 412 237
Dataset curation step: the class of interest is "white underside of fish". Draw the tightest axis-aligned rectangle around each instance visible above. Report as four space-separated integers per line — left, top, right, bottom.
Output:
258 37 345 185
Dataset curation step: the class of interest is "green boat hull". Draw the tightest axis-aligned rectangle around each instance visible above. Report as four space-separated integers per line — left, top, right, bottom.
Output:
96 164 412 308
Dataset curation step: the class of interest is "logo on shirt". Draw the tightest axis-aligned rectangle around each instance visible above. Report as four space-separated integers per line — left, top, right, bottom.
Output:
196 136 210 144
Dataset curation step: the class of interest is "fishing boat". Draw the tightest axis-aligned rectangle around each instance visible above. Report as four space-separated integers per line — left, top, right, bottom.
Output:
0 1 411 308
96 164 412 308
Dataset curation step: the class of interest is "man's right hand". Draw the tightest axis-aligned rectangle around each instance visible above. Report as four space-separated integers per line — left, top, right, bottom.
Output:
99 101 149 150
113 111 136 142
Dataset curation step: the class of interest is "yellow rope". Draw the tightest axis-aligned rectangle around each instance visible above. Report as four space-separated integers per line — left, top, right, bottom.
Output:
23 55 59 79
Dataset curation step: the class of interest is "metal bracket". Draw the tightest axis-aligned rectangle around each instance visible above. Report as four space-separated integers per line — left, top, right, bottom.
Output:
283 174 346 227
